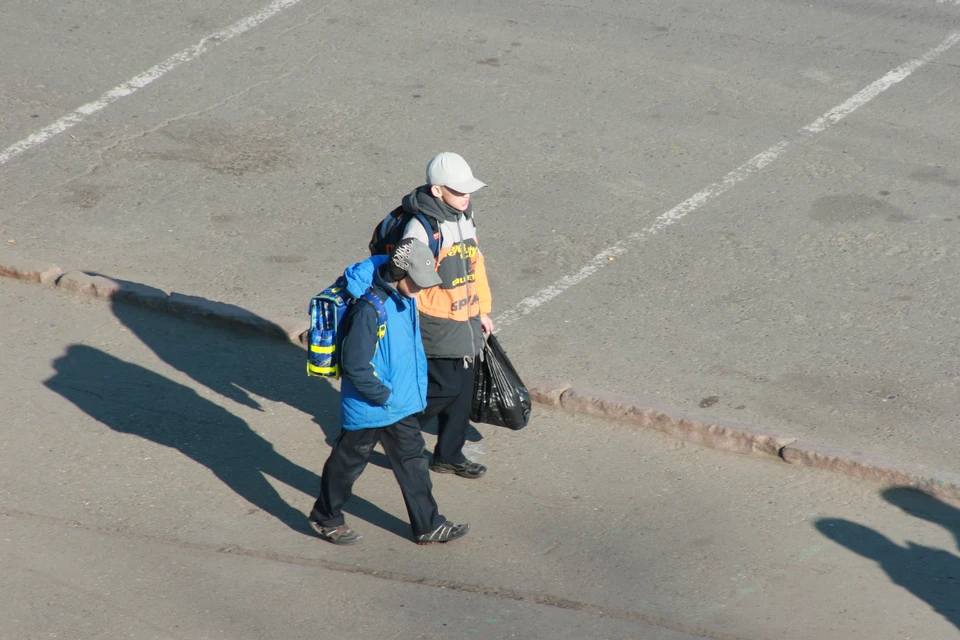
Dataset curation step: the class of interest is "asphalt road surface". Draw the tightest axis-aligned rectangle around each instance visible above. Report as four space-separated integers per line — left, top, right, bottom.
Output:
4 0 959 473
2 1 960 637
2 278 960 639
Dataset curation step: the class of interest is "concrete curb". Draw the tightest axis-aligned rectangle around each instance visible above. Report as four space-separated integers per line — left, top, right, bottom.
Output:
12 261 309 344
0 257 64 286
4 255 959 502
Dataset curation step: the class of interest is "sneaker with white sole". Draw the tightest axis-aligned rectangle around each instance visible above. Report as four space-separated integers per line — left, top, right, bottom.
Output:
415 521 471 545
310 520 362 545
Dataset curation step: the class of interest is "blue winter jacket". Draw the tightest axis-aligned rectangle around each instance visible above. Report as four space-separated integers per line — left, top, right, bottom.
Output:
338 255 428 430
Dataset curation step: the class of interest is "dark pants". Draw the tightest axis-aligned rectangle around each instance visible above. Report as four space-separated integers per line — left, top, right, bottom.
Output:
311 415 444 537
418 357 475 466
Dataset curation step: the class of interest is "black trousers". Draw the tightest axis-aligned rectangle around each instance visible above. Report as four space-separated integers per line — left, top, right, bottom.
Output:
311 415 444 537
418 357 475 466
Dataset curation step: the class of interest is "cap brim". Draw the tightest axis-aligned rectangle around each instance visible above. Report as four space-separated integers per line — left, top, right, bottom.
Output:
409 269 443 289
447 177 486 194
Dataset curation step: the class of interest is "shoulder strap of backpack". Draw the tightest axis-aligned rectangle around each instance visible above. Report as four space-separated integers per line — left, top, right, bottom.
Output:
410 212 441 259
358 290 387 340
381 206 404 235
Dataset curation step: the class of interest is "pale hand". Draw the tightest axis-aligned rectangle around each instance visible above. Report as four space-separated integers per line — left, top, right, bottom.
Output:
480 315 494 335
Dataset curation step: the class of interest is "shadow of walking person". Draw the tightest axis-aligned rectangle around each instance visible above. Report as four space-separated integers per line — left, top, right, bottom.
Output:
103 282 391 470
105 283 340 439
44 344 409 538
816 498 960 632
882 487 960 552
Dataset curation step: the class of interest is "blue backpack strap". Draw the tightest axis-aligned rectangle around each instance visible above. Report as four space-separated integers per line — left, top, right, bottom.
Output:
358 290 387 340
378 215 396 244
411 212 441 259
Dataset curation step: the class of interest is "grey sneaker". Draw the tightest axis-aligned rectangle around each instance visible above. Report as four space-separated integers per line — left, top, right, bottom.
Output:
430 459 487 479
415 521 471 545
310 520 362 546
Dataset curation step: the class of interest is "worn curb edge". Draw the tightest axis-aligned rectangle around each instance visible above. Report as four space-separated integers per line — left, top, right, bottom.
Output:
4 256 959 502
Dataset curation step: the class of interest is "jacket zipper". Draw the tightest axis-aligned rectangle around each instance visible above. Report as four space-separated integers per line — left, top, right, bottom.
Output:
456 216 478 365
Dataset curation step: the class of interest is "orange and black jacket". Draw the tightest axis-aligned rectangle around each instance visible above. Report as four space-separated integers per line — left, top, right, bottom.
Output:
400 186 492 359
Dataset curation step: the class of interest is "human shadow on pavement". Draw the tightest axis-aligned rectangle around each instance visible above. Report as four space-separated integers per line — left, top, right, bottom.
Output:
815 488 960 632
883 487 960 551
106 284 338 435
104 283 392 471
44 344 410 539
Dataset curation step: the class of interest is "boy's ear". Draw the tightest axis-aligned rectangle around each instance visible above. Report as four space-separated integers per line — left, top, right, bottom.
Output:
429 184 444 198
388 264 408 282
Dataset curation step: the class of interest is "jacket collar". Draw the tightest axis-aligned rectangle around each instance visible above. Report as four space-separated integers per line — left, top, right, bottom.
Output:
374 265 411 309
402 185 473 223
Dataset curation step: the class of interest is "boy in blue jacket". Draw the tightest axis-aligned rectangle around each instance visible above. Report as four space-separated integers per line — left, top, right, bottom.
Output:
309 239 471 545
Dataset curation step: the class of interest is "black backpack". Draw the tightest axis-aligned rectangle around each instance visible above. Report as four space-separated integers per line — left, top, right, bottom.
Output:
368 207 441 258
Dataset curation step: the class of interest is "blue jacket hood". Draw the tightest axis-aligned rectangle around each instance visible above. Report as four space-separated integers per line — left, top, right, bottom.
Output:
343 255 389 298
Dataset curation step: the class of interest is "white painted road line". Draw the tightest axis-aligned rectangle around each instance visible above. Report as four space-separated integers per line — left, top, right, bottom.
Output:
0 0 305 168
495 30 960 329
802 31 960 135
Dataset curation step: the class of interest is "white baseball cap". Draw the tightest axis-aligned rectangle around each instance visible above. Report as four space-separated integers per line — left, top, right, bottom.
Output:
426 152 486 194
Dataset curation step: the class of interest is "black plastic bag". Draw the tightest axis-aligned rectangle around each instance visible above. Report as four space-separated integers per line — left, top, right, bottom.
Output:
471 333 531 430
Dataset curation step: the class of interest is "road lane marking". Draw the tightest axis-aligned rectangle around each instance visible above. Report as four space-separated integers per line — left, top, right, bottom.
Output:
495 30 960 329
802 31 960 134
0 0 304 167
